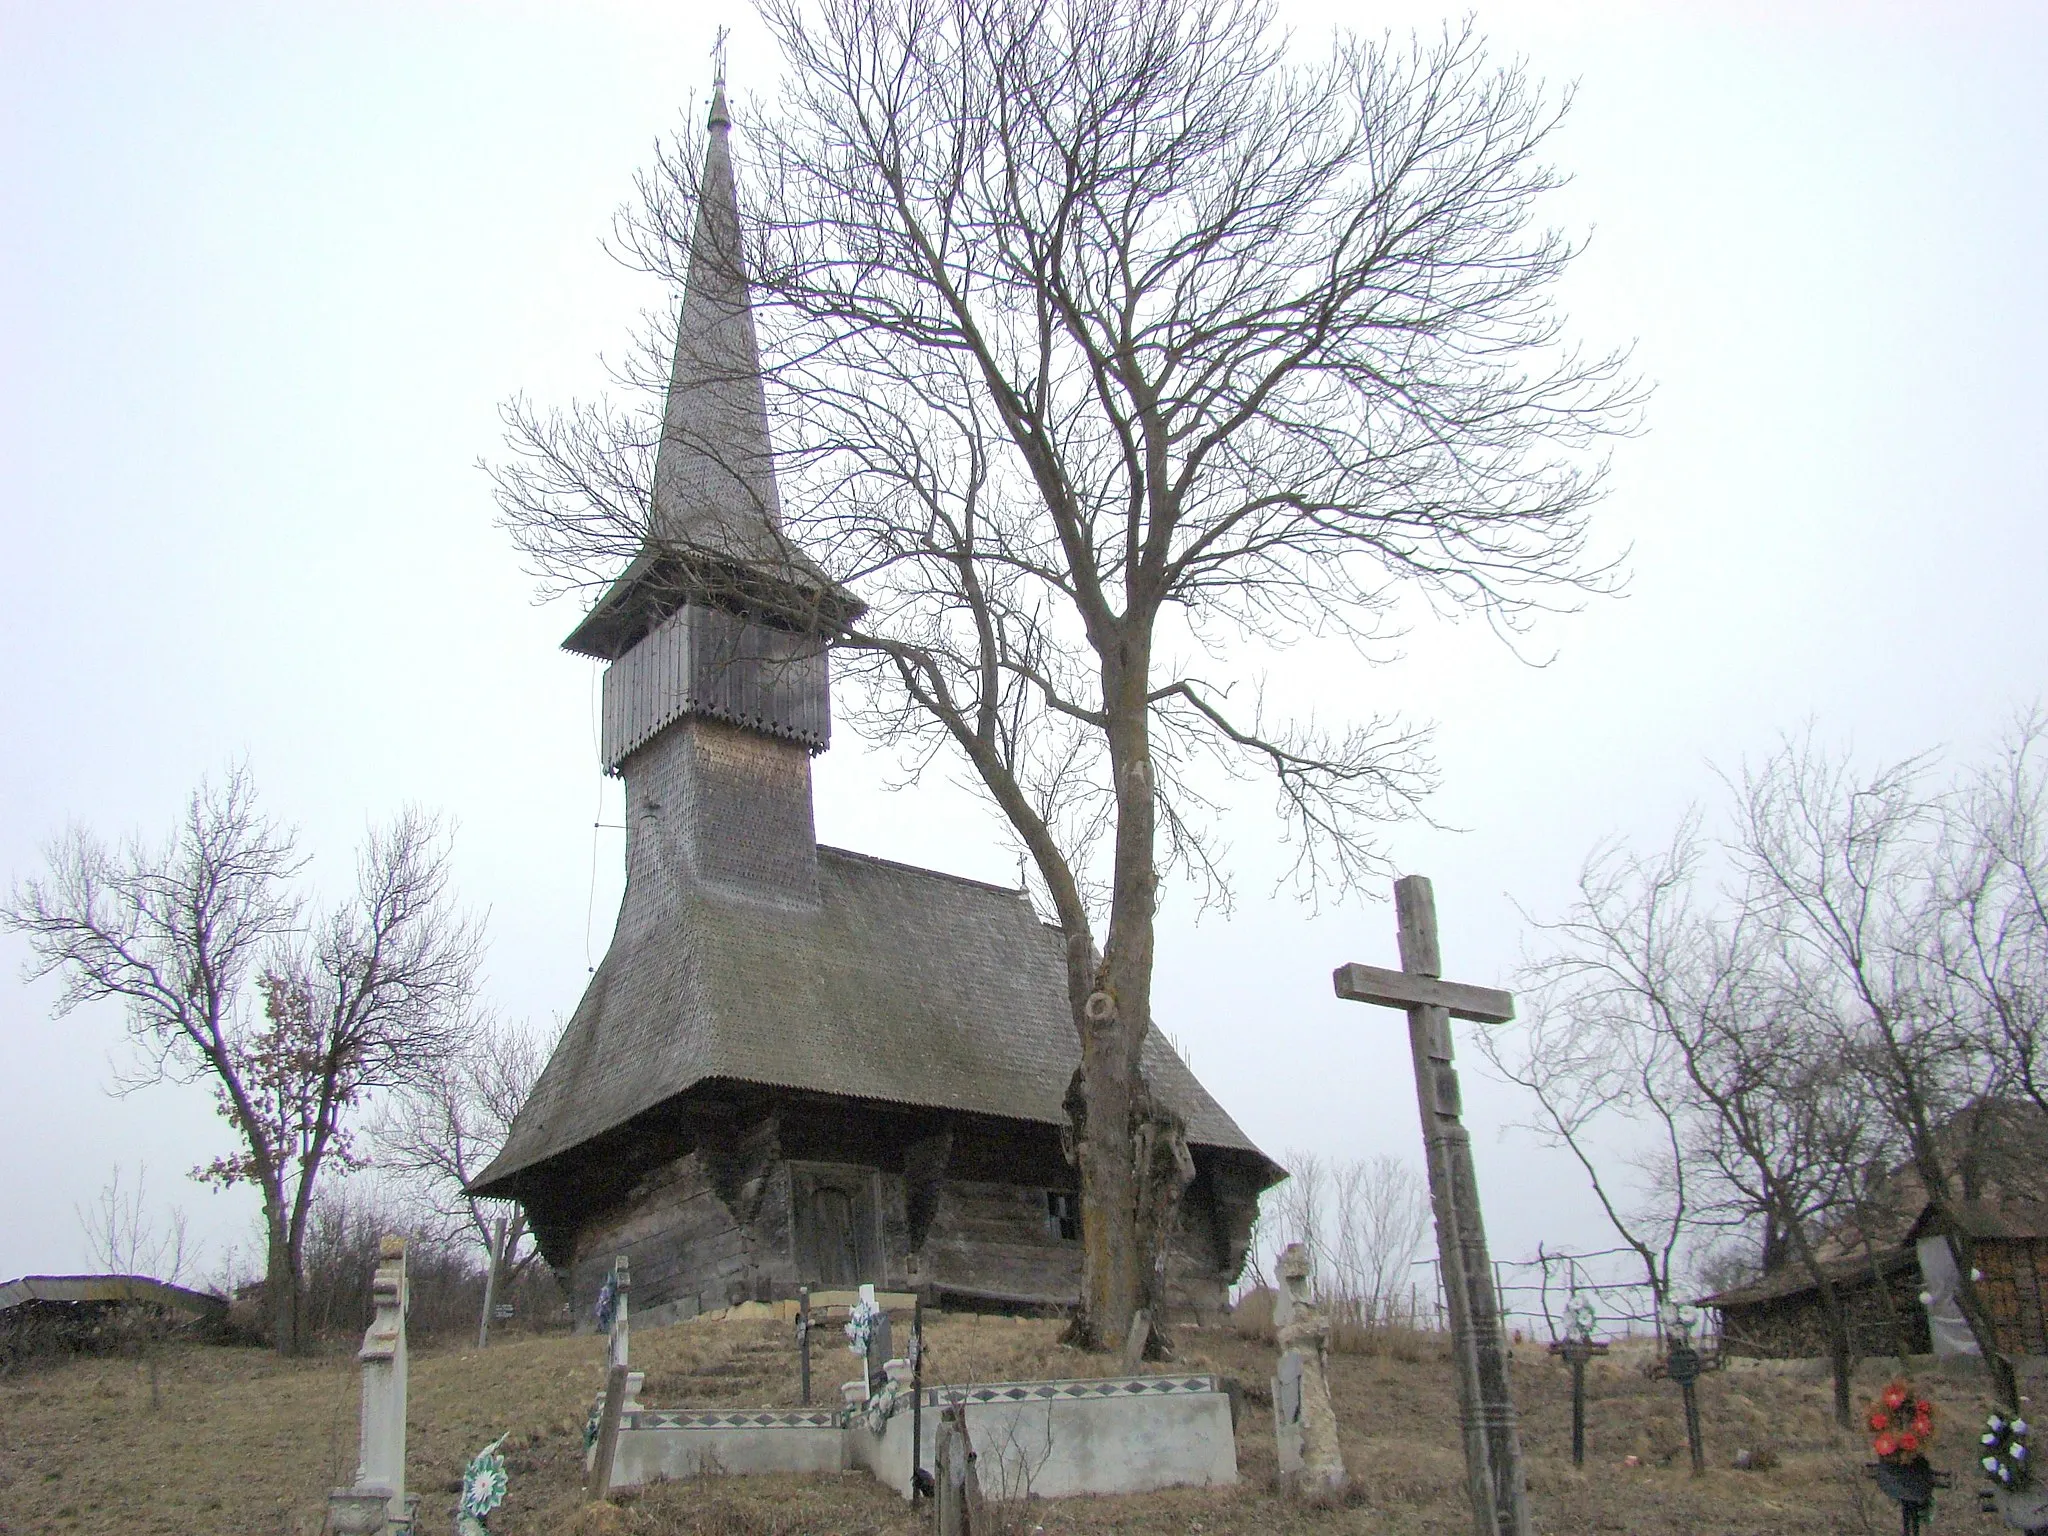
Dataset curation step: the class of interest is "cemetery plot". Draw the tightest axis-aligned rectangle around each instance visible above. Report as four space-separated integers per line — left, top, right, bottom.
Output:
1 1305 2021 1533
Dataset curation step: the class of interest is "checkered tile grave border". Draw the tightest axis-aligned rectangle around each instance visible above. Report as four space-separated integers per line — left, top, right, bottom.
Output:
624 1409 842 1430
918 1374 1220 1408
622 1376 1221 1430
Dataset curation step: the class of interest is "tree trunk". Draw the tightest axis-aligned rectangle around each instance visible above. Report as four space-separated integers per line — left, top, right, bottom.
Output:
1821 1296 1854 1429
479 1212 513 1347
265 1220 300 1356
1073 1030 1142 1351
1066 633 1195 1353
1790 1226 1856 1430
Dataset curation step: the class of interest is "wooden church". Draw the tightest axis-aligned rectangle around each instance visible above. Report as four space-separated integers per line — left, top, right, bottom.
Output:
471 85 1281 1327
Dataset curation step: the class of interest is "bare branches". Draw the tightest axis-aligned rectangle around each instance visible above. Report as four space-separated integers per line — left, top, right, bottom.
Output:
491 0 1636 1349
5 765 302 1093
77 1164 190 1284
493 0 1636 920
1507 718 2048 1409
376 1013 551 1255
4 772 484 1354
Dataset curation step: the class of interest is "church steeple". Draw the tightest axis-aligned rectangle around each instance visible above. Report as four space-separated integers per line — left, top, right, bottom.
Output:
645 80 781 565
558 74 859 910
562 75 858 666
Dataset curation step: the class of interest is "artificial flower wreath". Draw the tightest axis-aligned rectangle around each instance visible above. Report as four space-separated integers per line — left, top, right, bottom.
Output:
846 1297 884 1358
457 1434 510 1536
1868 1379 1936 1464
1982 1410 2033 1489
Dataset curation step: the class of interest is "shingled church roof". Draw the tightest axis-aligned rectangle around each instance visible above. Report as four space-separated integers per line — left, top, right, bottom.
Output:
472 846 1268 1195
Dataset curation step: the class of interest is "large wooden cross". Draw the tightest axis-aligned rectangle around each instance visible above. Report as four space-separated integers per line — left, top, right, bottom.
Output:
1333 874 1531 1536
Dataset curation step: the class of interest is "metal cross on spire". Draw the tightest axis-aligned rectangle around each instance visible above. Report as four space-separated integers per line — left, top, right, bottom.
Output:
712 26 730 91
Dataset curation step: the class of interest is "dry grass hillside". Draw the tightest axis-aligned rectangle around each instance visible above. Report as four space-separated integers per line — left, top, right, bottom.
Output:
0 1312 2028 1534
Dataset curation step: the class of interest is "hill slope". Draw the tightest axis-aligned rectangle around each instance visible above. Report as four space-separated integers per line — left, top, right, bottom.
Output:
0 1314 2009 1533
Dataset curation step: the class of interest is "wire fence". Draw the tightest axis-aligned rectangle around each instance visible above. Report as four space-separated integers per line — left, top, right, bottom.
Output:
1397 1245 1705 1346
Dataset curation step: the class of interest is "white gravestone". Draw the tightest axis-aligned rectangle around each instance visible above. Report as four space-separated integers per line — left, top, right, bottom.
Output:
328 1236 416 1535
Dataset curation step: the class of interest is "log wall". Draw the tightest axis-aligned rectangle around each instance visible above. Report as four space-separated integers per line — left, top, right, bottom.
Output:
552 1097 1255 1323
1715 1265 1929 1360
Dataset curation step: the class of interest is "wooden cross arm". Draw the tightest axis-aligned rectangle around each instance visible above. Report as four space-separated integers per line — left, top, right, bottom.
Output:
1332 963 1515 1024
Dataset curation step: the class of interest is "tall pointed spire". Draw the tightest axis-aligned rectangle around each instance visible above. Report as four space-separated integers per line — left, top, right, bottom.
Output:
647 76 782 563
562 73 859 661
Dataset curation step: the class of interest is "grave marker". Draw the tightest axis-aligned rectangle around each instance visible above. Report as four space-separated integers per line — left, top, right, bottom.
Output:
1334 874 1529 1536
1546 1294 1607 1468
1270 1242 1345 1492
326 1236 416 1535
1657 1302 1707 1476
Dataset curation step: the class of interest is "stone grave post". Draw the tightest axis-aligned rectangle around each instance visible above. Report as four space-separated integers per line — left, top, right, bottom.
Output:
1270 1241 1346 1493
600 1255 644 1414
327 1236 416 1535
869 1289 893 1396
798 1285 813 1405
1333 874 1530 1536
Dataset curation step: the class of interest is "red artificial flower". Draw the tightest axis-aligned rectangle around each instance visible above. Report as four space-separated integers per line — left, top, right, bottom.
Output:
1898 1431 1921 1455
1869 1410 1890 1432
1875 1432 1899 1458
1884 1384 1909 1410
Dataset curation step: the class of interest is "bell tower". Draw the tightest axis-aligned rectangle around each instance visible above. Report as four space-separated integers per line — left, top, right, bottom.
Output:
561 82 858 909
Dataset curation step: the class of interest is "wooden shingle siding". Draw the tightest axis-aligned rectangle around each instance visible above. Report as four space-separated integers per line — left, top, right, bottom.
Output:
602 604 830 770
1973 1238 2048 1356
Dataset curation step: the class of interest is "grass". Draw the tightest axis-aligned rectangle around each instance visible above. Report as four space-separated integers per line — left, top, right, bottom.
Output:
0 1312 2028 1534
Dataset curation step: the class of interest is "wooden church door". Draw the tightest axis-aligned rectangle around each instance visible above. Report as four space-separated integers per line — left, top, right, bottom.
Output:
792 1164 879 1286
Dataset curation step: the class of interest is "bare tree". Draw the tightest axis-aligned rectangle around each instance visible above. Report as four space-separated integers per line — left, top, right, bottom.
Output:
1262 1149 1428 1329
1328 1154 1430 1327
1479 902 1700 1328
1511 725 2047 1415
1512 826 1878 1424
1933 713 2048 1133
75 1164 194 1410
1730 733 2024 1409
77 1164 191 1283
375 1013 553 1344
494 0 1639 1347
4 770 482 1354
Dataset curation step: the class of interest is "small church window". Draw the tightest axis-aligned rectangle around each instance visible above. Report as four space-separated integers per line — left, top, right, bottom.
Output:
1046 1190 1080 1241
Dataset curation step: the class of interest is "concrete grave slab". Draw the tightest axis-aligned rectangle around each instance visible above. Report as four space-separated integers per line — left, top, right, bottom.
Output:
603 1373 1237 1500
612 1408 847 1485
855 1374 1238 1500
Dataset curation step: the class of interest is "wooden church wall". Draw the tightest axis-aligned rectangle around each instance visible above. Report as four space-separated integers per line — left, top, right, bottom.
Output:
566 1148 749 1324
554 1098 1251 1323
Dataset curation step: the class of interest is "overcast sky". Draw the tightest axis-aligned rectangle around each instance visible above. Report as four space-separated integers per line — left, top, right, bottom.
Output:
3 1 2044 1296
